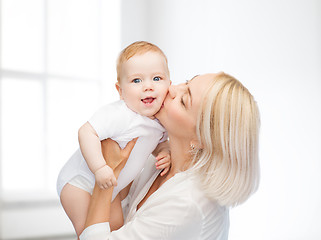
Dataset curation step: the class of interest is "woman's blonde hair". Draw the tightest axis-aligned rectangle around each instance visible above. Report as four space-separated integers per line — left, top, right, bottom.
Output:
116 41 169 82
192 72 260 207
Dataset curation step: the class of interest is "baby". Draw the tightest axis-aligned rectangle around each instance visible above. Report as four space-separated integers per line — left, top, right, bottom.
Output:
57 41 171 237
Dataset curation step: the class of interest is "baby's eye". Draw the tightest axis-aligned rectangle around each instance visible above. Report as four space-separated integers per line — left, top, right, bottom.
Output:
133 78 142 83
153 76 161 81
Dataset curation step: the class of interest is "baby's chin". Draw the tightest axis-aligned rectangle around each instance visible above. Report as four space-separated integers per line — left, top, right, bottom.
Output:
141 105 163 120
144 110 159 120
147 115 156 120
143 109 161 120
153 102 164 118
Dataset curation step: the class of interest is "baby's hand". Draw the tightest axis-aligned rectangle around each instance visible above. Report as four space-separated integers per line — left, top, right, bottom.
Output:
155 150 171 176
94 165 117 189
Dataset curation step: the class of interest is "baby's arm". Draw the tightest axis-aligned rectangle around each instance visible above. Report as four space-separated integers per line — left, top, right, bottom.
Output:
152 140 171 176
78 122 117 189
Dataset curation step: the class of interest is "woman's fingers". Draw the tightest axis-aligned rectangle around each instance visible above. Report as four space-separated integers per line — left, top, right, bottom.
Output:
114 138 138 177
101 139 122 169
101 139 121 168
111 176 117 187
100 138 138 178
122 138 138 159
102 138 120 151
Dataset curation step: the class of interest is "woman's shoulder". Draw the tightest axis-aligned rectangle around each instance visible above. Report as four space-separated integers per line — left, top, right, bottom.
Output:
171 173 230 236
170 172 229 218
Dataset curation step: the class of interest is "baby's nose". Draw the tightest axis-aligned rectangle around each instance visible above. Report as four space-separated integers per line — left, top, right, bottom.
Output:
143 81 154 91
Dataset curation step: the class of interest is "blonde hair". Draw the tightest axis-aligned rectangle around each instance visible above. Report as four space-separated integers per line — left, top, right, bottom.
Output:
116 41 169 82
192 72 260 207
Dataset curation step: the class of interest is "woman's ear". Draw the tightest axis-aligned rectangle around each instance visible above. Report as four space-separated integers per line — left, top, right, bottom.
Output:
189 139 203 151
115 82 124 100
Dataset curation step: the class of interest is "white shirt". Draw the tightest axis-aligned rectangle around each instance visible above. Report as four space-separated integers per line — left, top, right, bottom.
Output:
80 156 230 240
57 100 167 200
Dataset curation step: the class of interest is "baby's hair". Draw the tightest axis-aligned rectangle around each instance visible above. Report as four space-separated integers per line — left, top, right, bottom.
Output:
116 41 169 82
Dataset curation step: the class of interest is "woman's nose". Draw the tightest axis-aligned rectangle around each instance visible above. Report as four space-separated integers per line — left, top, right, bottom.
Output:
168 84 184 98
168 85 177 98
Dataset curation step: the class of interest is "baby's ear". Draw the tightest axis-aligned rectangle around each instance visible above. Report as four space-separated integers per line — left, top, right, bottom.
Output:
115 82 123 99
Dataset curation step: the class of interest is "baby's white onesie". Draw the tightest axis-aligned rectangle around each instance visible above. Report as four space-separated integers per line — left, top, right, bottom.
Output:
56 100 167 200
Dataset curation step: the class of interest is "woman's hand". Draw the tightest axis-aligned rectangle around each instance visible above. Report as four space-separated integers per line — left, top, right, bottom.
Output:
101 138 138 178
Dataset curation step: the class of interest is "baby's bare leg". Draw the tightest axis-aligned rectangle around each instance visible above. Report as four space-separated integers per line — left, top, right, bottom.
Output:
60 184 91 238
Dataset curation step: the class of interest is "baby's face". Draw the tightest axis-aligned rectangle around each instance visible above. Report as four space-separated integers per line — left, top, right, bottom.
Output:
116 51 171 118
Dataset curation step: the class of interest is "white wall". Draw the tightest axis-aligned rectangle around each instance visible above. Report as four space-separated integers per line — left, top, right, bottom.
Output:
121 0 321 239
0 0 121 238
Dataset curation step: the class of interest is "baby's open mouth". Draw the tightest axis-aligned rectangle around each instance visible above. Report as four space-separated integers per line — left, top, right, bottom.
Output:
141 97 155 104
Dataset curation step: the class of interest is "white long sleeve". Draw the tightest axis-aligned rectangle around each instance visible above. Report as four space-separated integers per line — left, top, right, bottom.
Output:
80 197 203 240
80 223 110 240
80 157 229 240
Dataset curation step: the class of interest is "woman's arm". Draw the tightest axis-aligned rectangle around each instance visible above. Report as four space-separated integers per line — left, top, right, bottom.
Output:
83 138 138 229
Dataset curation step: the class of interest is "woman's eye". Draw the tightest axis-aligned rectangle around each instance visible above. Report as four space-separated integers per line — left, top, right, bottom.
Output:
153 76 161 81
133 78 142 83
180 97 186 107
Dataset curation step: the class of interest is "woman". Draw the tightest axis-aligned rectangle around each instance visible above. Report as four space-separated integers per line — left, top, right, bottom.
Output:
80 72 260 239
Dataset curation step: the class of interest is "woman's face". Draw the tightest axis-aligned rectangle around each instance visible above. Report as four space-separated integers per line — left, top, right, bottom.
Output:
155 73 215 139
